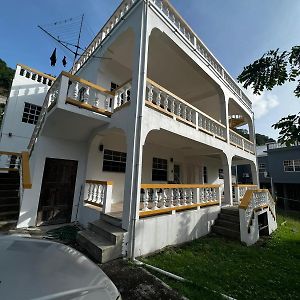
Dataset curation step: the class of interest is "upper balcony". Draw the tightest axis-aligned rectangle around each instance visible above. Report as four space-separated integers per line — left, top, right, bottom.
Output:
29 69 254 156
70 0 252 111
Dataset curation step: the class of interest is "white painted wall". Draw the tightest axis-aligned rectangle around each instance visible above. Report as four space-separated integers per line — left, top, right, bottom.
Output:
0 65 51 153
17 136 87 228
85 133 127 204
134 205 220 256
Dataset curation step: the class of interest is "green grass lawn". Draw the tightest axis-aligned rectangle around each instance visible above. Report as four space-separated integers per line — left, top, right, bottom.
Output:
142 210 300 300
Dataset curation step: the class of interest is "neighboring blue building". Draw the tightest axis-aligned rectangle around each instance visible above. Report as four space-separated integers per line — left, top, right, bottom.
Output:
258 143 300 210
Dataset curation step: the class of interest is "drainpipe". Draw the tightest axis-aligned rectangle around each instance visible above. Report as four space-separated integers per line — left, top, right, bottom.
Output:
134 259 237 300
128 0 149 261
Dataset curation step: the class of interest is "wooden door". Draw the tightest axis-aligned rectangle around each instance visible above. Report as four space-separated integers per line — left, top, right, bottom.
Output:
37 158 78 226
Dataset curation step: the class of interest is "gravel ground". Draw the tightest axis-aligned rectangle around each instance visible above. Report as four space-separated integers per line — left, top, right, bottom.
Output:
101 259 185 300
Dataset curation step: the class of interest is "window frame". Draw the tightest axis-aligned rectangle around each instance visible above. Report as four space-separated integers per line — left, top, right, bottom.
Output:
283 160 300 172
102 149 127 173
22 102 42 125
152 157 168 182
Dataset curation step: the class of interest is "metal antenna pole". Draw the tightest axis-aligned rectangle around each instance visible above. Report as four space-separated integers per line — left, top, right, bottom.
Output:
73 14 84 67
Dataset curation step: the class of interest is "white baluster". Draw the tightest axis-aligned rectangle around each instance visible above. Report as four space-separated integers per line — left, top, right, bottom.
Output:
177 102 181 117
182 189 187 205
87 183 92 201
189 189 193 204
156 91 161 106
15 156 20 169
183 105 187 120
142 189 149 211
175 189 181 206
73 82 79 99
164 94 169 110
104 96 110 110
83 87 90 104
169 189 174 207
153 188 159 209
171 98 175 114
148 85 153 102
161 188 167 209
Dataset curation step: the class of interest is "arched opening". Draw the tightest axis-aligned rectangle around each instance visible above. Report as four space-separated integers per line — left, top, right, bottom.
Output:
147 28 226 124
228 98 254 142
81 128 127 225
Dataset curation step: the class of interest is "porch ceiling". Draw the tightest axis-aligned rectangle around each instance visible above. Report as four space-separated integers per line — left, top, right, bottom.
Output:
147 29 220 104
42 109 109 142
145 129 222 158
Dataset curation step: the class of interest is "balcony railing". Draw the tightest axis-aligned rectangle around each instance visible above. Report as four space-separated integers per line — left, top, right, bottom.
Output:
70 0 137 74
239 189 276 231
229 129 254 154
139 183 221 218
146 78 227 141
84 180 113 214
233 184 257 204
150 0 252 109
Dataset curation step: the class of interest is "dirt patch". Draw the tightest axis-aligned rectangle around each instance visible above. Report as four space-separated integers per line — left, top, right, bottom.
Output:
101 259 185 300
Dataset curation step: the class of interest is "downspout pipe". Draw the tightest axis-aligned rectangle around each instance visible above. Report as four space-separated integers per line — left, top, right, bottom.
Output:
134 259 237 300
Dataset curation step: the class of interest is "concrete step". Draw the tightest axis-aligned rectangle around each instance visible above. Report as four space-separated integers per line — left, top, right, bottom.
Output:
0 203 19 211
219 212 239 223
215 219 240 231
0 210 19 221
100 213 122 227
89 219 126 244
0 196 19 205
76 230 123 263
0 183 19 189
221 207 239 216
212 225 240 240
0 190 19 197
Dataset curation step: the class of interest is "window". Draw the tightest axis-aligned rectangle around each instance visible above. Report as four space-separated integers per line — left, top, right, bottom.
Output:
283 160 300 172
203 166 208 183
218 168 224 179
22 102 42 125
259 163 266 173
103 149 126 173
152 157 168 181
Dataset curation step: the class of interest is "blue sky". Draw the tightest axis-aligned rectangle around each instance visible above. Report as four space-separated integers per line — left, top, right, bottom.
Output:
1 0 299 139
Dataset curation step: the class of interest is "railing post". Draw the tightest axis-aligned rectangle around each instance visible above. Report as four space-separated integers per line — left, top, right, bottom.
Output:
103 182 113 214
235 185 240 204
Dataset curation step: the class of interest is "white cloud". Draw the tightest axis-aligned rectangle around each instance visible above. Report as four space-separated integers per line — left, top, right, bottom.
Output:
243 89 280 119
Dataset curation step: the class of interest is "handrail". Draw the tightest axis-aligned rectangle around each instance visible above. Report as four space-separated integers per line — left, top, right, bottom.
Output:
61 71 114 96
141 183 221 189
18 64 56 81
233 184 257 188
0 151 21 156
21 151 32 189
147 78 226 128
115 78 132 92
86 179 113 186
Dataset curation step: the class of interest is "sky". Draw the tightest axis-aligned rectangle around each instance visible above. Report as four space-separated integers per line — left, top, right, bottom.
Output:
1 0 300 139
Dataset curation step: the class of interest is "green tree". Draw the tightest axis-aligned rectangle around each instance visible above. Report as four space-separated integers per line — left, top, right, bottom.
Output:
237 46 300 146
235 129 275 145
0 58 14 97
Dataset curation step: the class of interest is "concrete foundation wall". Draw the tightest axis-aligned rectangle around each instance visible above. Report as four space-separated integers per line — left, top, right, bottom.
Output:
134 205 220 256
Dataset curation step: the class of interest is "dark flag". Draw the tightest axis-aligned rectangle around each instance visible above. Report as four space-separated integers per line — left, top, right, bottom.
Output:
62 56 67 67
50 48 57 66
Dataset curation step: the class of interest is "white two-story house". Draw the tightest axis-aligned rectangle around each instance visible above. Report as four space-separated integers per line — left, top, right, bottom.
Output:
1 0 277 262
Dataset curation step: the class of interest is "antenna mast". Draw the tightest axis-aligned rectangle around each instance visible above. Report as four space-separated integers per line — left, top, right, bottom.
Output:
73 14 84 67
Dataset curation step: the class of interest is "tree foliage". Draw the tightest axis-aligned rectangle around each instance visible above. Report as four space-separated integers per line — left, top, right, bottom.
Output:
237 46 300 145
0 58 14 96
235 129 275 146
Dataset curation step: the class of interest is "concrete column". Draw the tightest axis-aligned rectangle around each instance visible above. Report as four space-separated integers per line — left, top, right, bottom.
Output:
223 97 230 143
250 161 259 186
221 153 233 206
120 0 149 255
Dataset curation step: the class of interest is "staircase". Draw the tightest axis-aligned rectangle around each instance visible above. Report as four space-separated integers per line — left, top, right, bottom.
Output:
212 207 240 240
0 172 20 224
77 213 126 263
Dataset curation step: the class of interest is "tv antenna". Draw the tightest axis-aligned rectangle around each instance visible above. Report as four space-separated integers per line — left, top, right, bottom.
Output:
38 14 110 69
